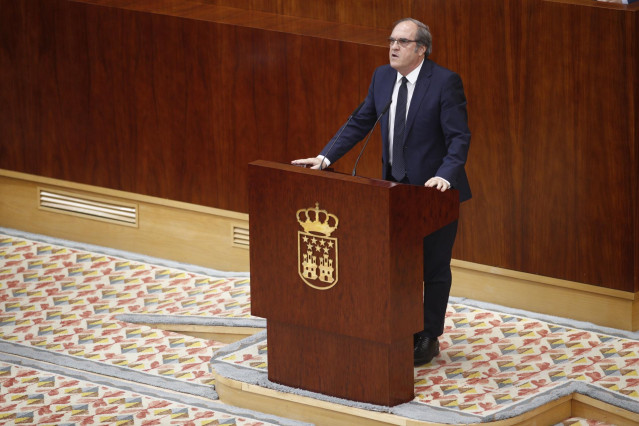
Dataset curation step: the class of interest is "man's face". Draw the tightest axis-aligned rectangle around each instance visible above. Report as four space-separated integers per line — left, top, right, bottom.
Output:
389 21 426 76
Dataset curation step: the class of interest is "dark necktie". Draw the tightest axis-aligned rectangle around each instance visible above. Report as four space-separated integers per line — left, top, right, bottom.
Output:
392 77 408 181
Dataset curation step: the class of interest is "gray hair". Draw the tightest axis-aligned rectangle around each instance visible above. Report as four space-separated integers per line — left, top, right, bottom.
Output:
394 18 432 57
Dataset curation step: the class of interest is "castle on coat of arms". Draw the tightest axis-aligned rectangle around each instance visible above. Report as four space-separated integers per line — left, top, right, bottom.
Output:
296 203 339 290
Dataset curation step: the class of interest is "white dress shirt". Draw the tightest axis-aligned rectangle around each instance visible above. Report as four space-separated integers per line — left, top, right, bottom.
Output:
388 60 423 165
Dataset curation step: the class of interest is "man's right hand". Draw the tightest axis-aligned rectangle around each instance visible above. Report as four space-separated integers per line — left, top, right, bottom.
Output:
291 157 325 170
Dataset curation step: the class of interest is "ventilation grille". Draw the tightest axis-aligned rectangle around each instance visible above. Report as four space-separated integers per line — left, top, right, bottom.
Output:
39 188 138 227
232 225 250 249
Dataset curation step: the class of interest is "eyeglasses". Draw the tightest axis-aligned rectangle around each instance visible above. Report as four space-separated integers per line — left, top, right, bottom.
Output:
388 37 417 48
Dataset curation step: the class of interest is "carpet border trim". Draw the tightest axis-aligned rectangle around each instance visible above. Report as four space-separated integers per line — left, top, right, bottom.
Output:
0 340 217 400
115 313 266 329
0 350 311 426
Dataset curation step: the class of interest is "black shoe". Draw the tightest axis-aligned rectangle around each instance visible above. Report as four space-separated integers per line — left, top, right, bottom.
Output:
414 335 440 366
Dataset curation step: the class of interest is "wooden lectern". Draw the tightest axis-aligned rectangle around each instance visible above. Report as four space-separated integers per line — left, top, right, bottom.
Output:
248 160 459 406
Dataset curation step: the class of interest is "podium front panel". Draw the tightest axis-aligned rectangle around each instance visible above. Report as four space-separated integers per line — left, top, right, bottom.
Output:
248 160 458 405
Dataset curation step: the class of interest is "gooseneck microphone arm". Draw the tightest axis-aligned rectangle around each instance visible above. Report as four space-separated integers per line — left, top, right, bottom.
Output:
351 99 392 177
319 101 365 170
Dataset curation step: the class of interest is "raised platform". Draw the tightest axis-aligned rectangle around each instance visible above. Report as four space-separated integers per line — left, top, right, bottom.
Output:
211 307 639 425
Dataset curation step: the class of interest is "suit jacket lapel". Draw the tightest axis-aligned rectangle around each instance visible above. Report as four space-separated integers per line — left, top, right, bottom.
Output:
405 59 433 137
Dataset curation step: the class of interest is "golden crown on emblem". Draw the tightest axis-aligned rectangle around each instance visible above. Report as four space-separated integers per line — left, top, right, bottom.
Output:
296 203 339 236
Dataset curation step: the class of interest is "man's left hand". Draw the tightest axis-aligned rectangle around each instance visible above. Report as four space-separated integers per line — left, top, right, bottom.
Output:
425 177 450 192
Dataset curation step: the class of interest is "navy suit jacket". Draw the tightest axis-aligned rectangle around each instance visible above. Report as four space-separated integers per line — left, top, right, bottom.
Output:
321 59 471 202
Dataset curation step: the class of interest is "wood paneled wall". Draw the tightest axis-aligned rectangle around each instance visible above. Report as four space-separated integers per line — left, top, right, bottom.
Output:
0 0 387 208
0 0 637 292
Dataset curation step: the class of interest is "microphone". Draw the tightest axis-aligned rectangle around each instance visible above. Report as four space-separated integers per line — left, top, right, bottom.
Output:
319 101 365 170
351 98 392 176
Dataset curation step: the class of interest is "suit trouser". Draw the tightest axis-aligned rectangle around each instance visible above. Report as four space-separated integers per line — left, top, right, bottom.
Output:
386 168 459 338
421 219 458 338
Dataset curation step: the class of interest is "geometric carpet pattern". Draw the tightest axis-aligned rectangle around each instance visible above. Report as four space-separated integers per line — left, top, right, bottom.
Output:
0 359 279 426
0 232 304 425
422 305 639 414
1 229 637 424
0 234 253 386
215 305 639 423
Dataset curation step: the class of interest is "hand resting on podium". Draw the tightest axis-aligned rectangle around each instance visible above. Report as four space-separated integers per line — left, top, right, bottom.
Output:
291 156 328 170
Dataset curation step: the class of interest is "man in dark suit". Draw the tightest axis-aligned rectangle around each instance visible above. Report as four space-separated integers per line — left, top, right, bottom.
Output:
292 18 471 366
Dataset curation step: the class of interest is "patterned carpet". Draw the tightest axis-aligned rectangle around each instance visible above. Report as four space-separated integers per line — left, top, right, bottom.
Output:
213 306 639 423
1 229 637 425
0 358 289 425
0 231 303 425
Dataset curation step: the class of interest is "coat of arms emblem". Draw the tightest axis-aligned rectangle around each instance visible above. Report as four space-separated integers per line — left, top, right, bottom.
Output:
297 203 339 290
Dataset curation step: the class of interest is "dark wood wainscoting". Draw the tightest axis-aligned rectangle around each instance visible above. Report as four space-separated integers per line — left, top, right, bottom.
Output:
0 0 637 293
